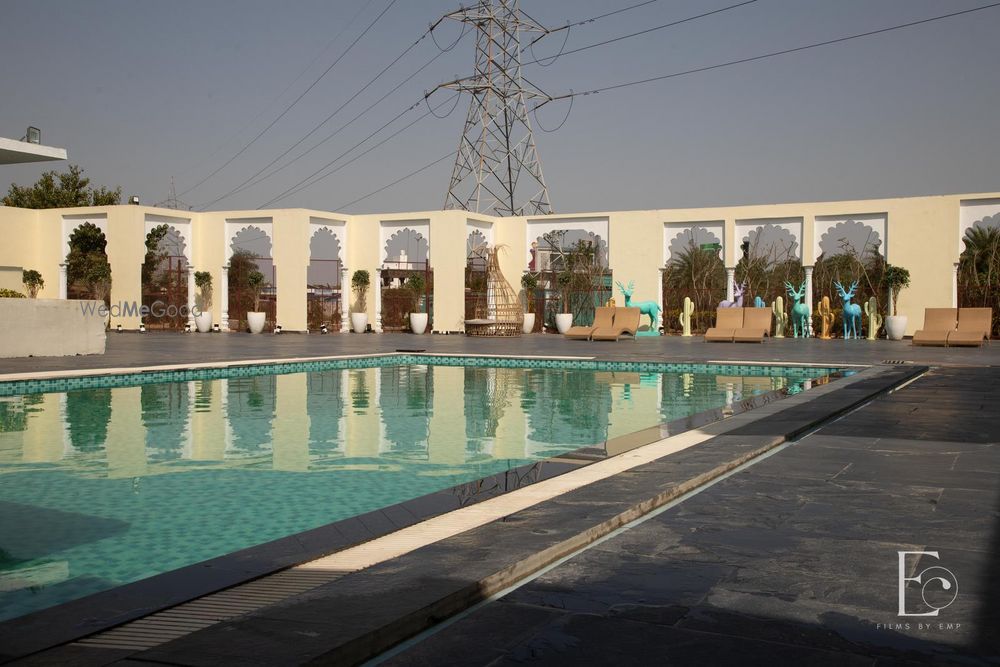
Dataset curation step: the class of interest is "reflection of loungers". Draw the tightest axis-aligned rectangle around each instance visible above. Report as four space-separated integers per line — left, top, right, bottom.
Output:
912 308 957 347
705 308 742 342
0 561 70 593
591 307 641 341
948 308 992 347
564 307 614 340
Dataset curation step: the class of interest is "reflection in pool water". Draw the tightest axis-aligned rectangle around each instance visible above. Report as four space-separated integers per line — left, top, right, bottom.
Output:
0 364 829 622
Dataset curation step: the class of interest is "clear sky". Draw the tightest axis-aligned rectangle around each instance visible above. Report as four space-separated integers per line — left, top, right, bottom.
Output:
2 0 999 215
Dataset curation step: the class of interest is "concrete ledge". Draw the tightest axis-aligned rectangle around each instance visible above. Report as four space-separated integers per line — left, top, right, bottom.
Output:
0 299 106 358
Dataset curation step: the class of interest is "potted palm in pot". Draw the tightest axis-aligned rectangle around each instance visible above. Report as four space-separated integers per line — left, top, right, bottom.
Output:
246 270 266 334
22 269 44 298
555 271 574 334
194 271 213 332
521 272 538 333
884 264 911 340
406 273 428 334
350 270 370 333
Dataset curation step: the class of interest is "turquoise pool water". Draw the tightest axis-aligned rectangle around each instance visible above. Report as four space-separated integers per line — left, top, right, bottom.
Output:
0 358 839 623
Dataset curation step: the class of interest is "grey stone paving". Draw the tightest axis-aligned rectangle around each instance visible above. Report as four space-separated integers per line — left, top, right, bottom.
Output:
0 332 997 375
383 367 1000 665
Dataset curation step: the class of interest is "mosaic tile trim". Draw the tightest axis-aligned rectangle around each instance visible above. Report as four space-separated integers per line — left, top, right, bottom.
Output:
0 355 844 397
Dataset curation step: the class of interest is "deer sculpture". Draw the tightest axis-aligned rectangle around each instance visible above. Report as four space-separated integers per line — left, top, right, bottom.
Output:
616 280 661 334
835 280 862 340
753 296 765 309
719 281 745 309
784 281 811 338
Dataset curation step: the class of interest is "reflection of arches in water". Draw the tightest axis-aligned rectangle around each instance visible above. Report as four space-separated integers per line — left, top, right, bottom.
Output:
65 389 112 453
533 229 608 269
742 224 799 263
142 383 189 463
666 227 722 263
308 371 343 458
523 369 610 449
226 376 276 457
463 367 513 459
818 219 882 258
379 365 431 459
384 228 429 266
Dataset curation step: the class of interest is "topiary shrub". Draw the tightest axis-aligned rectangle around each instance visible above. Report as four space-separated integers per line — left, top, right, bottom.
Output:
0 288 26 298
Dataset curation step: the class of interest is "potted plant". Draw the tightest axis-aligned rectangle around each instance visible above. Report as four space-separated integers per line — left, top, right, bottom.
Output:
521 272 538 333
350 269 370 333
406 273 428 334
246 270 266 334
194 270 213 332
884 264 911 340
555 271 574 334
22 269 44 298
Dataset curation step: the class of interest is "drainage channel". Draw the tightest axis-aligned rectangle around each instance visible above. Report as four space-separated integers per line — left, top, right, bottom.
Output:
366 367 928 665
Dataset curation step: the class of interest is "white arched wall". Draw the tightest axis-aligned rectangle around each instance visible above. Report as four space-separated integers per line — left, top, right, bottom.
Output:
222 217 273 331
735 216 804 307
310 217 348 331
663 220 725 265
525 216 609 267
145 213 195 328
813 213 887 261
377 219 430 332
466 218 494 250
60 213 109 300
957 198 1000 308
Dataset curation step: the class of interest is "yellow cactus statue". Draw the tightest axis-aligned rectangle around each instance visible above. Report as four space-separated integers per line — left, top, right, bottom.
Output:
864 296 883 340
817 296 835 339
772 296 787 338
678 296 694 337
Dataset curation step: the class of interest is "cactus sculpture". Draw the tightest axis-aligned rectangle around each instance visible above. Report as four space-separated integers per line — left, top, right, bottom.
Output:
772 296 787 338
864 296 883 340
679 296 694 337
817 296 835 339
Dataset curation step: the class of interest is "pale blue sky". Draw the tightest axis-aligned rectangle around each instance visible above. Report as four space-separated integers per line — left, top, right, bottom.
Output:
2 0 998 214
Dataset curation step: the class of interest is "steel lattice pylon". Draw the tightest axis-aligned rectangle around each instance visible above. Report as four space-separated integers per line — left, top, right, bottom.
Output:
436 0 552 217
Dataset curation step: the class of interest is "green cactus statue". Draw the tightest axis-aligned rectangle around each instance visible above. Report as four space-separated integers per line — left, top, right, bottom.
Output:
772 296 787 338
678 296 694 337
864 296 883 340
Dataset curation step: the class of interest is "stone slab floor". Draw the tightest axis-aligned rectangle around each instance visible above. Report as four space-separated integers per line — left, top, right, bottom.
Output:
383 366 1000 666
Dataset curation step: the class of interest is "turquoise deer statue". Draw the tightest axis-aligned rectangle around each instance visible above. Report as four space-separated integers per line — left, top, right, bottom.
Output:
834 280 862 340
784 281 811 338
616 280 661 335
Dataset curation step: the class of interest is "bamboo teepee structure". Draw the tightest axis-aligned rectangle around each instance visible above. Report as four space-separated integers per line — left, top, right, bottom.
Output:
466 245 524 337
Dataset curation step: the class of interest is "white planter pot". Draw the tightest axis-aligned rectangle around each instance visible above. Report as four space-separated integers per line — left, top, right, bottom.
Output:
350 312 368 334
247 311 266 334
555 313 573 334
884 315 907 340
522 312 536 334
195 312 213 333
409 312 429 335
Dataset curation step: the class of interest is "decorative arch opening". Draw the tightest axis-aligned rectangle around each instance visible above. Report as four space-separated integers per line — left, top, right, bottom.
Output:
381 228 433 332
141 225 189 330
812 220 888 335
228 226 276 332
662 228 726 334
531 229 611 332
308 228 343 332
465 230 489 320
736 224 803 306
65 222 112 305
958 212 1000 338
817 219 882 259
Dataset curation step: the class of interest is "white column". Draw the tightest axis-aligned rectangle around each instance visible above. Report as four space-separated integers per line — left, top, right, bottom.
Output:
804 265 814 335
59 263 68 299
340 266 350 332
374 268 383 332
220 264 230 331
725 267 735 301
186 267 196 330
952 262 959 309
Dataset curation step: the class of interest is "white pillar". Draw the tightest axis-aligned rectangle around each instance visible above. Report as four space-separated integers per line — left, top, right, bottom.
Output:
374 268 383 332
220 264 230 331
952 262 959 309
804 265 814 335
725 267 736 301
59 263 68 299
186 267 196 330
340 266 350 332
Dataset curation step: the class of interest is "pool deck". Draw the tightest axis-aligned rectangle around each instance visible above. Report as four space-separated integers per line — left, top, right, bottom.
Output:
2 334 998 665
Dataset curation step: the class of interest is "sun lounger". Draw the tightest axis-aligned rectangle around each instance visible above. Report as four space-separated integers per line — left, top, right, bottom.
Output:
564 306 614 340
912 308 958 346
734 307 773 343
591 307 640 341
705 307 743 342
947 307 992 347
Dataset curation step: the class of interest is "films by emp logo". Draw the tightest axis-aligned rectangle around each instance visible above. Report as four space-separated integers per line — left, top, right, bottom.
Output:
876 551 960 633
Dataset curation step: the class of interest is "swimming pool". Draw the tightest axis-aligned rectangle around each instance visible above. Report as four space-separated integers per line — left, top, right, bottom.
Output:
0 356 841 623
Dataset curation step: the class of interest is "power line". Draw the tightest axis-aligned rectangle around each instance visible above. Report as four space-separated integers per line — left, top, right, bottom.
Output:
334 151 457 211
178 0 400 197
537 1 1000 108
526 0 664 48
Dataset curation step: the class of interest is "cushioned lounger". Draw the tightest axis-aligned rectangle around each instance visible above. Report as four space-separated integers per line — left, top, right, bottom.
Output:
564 306 614 340
912 308 958 346
734 307 773 343
947 307 992 347
705 307 743 343
591 307 640 341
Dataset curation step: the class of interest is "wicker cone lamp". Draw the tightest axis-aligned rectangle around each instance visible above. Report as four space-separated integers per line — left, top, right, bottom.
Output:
466 245 523 337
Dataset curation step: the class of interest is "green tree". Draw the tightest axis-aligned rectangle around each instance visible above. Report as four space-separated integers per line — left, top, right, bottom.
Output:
2 164 121 208
66 223 112 302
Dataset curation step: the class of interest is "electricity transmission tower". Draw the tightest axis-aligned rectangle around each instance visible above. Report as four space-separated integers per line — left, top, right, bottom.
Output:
155 177 194 210
432 0 553 216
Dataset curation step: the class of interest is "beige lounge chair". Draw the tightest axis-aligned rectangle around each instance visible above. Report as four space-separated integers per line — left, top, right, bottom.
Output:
591 307 640 341
564 306 614 340
734 307 773 343
705 307 743 343
947 308 992 347
912 308 958 346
